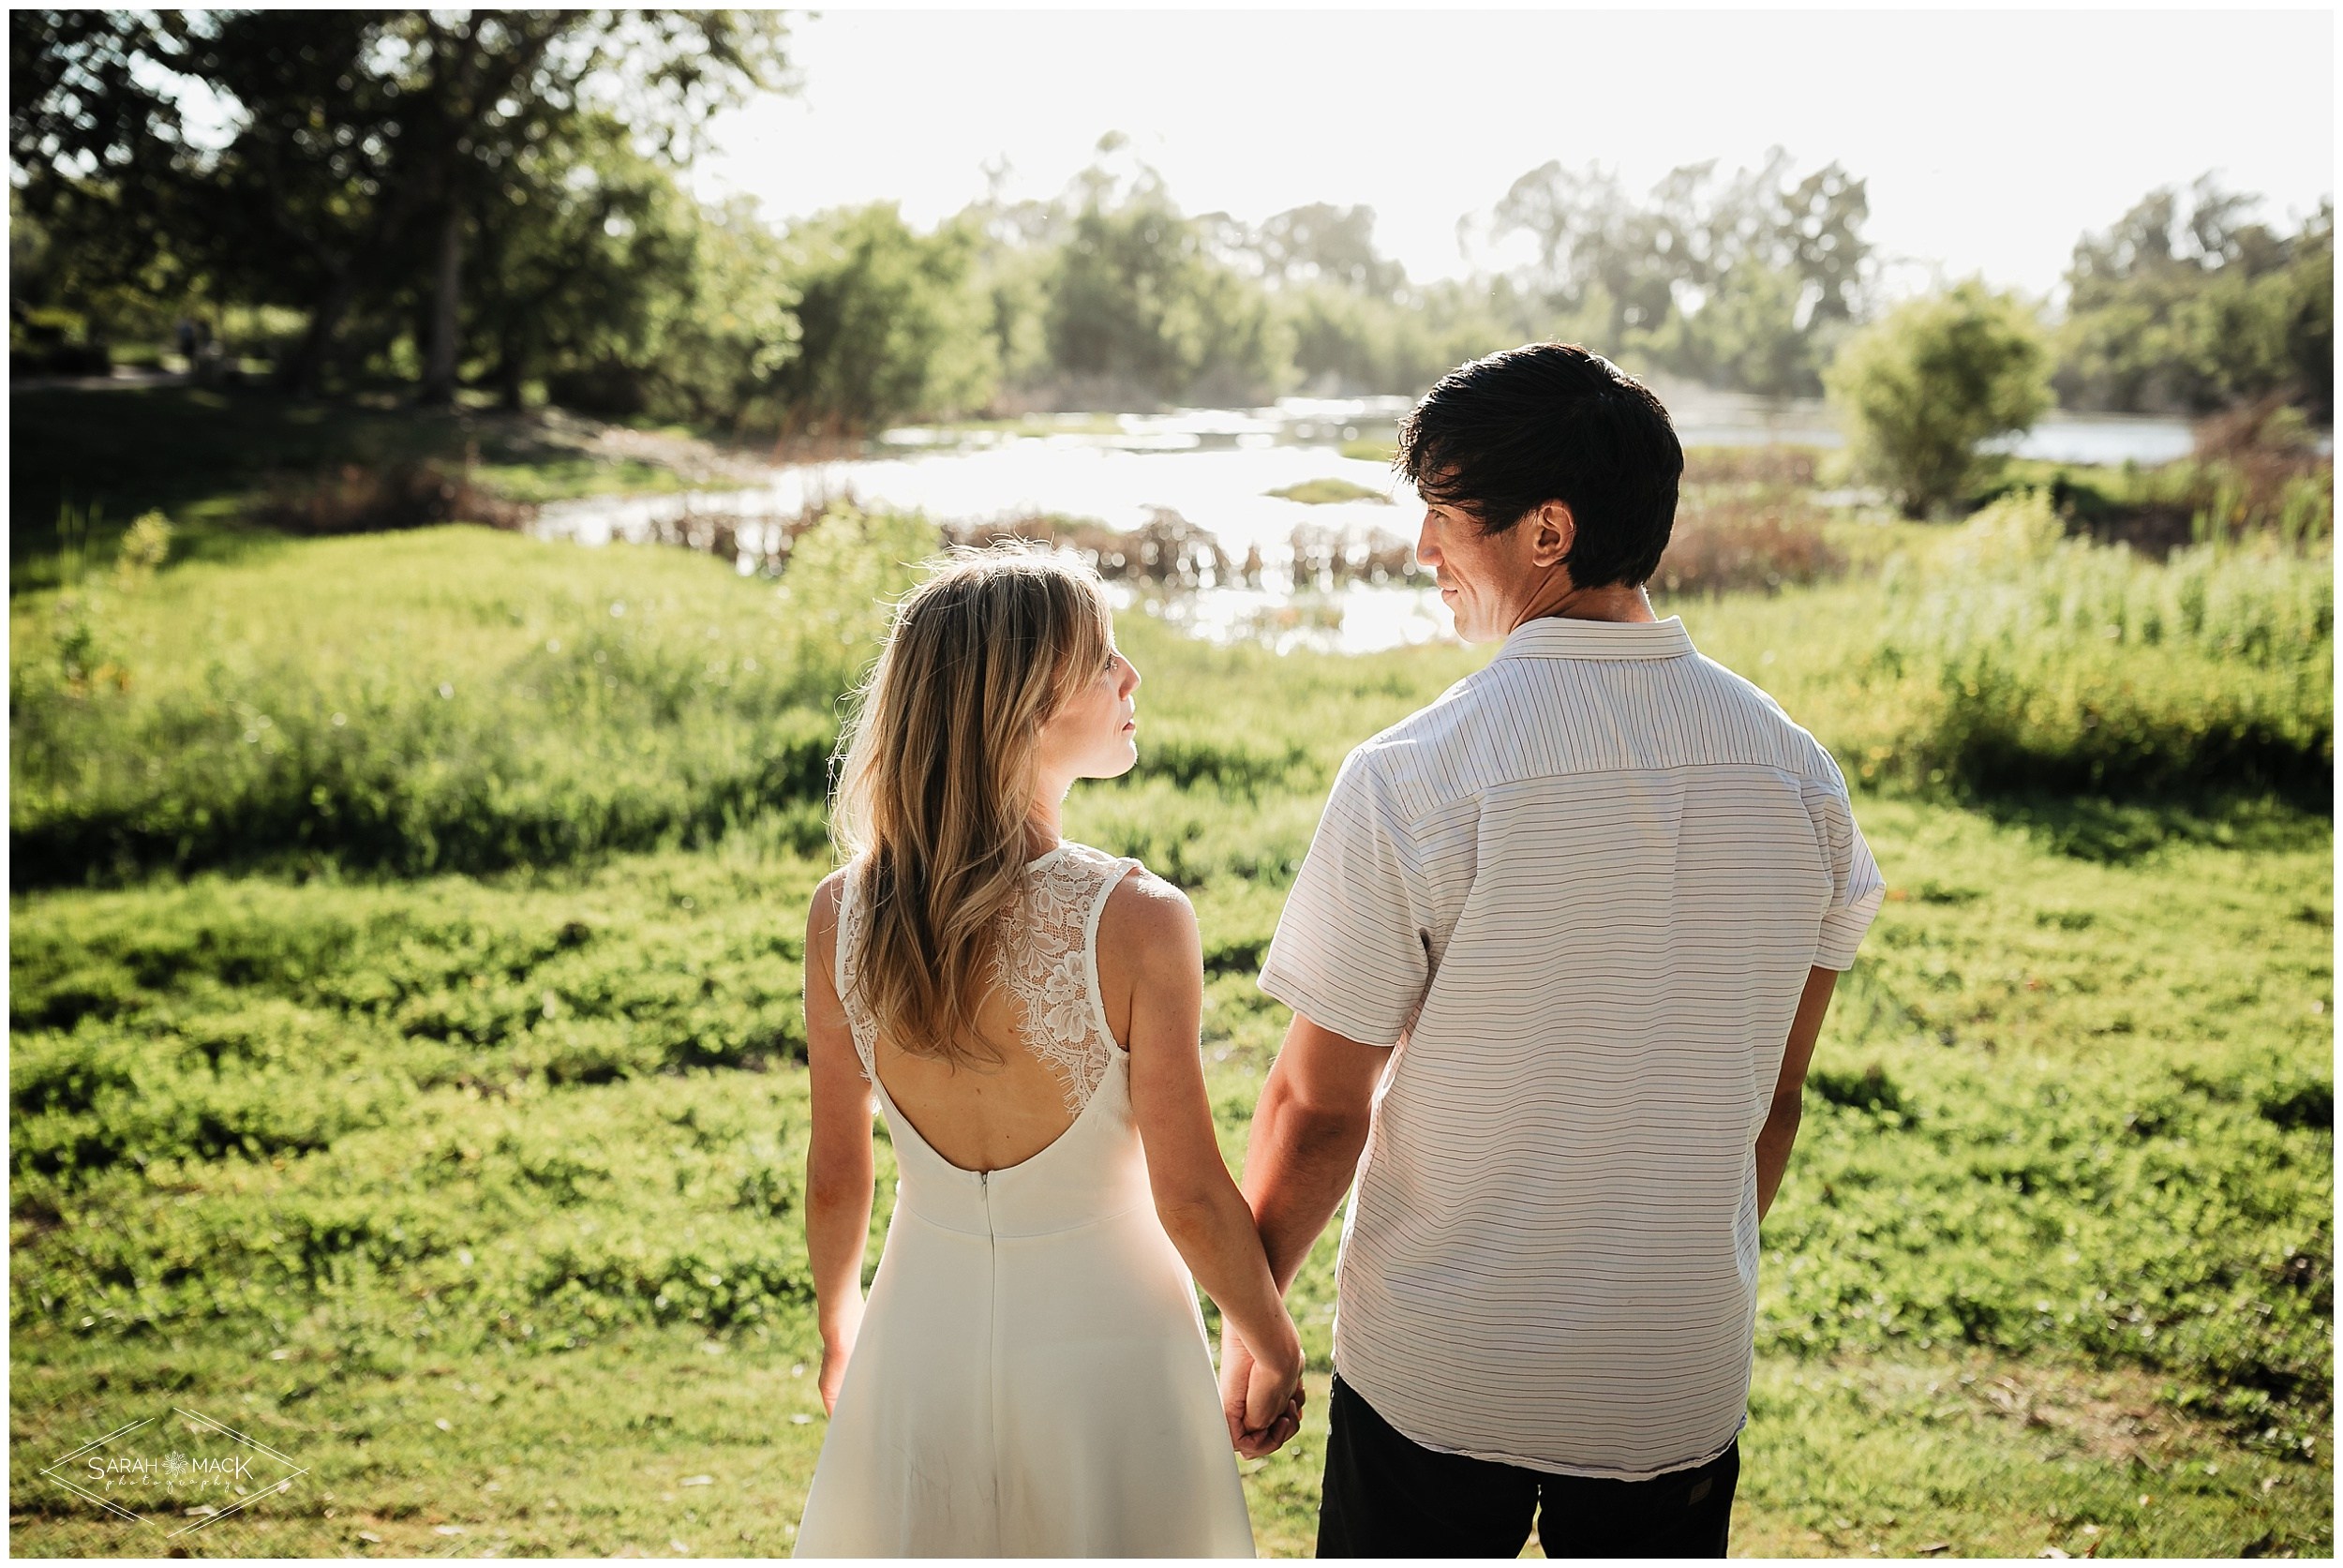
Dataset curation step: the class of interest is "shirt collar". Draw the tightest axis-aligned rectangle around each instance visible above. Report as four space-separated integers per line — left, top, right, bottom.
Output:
1491 614 1696 663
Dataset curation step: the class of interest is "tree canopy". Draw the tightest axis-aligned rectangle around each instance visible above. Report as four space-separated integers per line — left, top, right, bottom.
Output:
10 9 790 399
7 33 2331 434
2056 175 2332 421
1489 148 1872 397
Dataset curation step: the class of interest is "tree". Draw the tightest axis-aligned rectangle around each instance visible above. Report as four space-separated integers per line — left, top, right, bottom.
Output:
1826 282 2052 518
8 10 219 351
1042 142 1287 405
1238 203 1407 297
9 10 789 399
770 204 997 433
1486 148 1871 396
1490 159 1674 349
1642 259 1817 398
2055 176 2332 418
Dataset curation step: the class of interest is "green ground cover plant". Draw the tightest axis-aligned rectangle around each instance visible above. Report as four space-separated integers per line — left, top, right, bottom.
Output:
10 506 2332 1556
10 513 933 888
9 803 2330 1556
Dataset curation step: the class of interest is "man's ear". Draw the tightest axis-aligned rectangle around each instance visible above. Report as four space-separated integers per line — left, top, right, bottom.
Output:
1527 500 1574 570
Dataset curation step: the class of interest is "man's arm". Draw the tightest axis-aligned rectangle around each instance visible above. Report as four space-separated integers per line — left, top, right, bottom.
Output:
1755 964 1840 1221
1218 1010 1390 1456
1244 1011 1391 1290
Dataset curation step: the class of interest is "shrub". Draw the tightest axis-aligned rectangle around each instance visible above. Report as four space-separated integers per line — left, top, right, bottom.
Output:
1653 485 1839 597
945 509 1231 589
2178 399 2336 547
258 459 534 535
1679 444 1824 488
1827 282 2054 518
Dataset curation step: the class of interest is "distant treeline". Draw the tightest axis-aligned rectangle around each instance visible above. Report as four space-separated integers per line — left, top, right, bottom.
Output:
9 12 2333 429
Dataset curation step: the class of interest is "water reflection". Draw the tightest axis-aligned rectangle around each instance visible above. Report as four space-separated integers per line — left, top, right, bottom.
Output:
1127 580 1452 656
945 508 1232 589
528 393 2201 653
530 396 1444 650
937 502 1448 655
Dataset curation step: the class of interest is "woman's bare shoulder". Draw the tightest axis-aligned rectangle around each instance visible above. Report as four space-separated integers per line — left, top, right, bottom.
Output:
1095 861 1198 970
806 865 850 949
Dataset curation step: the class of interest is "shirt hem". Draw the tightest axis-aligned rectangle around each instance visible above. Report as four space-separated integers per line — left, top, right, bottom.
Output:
1815 889 1888 970
1256 963 1409 1050
1336 1359 1747 1483
1379 1412 1746 1483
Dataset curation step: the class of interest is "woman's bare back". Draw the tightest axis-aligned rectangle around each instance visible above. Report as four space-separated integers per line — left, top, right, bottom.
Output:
873 989 1090 1172
858 850 1150 1173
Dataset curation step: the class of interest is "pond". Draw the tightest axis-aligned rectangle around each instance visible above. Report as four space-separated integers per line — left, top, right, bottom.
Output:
530 395 2201 653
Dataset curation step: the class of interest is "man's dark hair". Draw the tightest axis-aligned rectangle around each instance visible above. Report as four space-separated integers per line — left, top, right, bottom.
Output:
1395 343 1683 590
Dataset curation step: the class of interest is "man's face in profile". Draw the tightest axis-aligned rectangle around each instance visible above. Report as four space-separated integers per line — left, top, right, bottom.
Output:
1416 495 1555 643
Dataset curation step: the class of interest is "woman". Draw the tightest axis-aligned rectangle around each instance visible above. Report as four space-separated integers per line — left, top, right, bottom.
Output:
793 545 1303 1557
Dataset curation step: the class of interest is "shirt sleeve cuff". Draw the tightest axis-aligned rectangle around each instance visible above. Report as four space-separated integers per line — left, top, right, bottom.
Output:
1257 961 1411 1050
1813 885 1888 971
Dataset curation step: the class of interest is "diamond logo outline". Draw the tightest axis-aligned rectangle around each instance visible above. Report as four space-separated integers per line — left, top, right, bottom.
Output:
38 1405 310 1536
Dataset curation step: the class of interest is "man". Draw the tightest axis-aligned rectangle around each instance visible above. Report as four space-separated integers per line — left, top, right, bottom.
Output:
1217 344 1885 1556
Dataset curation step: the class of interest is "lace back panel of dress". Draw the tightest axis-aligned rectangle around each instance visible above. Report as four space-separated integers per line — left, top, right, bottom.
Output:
992 849 1119 1116
836 867 880 1082
838 851 1119 1115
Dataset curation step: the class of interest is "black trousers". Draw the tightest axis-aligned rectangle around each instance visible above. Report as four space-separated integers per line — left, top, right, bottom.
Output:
1316 1374 1739 1559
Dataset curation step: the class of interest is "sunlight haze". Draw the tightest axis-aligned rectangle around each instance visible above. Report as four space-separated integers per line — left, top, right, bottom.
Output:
694 8 2336 305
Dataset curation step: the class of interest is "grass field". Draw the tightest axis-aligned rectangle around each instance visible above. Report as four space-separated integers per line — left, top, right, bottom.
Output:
9 487 2333 1556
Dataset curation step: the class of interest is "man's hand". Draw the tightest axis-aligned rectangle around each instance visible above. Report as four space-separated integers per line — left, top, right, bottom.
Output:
1219 1324 1305 1458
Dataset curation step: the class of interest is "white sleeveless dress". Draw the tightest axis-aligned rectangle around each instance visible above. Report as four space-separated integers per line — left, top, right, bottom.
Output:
793 842 1256 1558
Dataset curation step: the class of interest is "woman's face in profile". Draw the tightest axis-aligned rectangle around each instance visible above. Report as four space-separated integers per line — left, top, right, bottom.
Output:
1036 634 1142 784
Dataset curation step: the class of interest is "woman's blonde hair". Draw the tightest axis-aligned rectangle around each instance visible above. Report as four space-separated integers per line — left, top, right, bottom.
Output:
831 543 1115 1067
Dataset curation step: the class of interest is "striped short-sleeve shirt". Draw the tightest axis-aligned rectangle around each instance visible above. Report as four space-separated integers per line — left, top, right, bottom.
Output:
1258 614 1884 1480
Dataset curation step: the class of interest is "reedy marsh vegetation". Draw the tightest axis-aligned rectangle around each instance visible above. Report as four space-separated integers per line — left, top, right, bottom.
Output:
9 485 2332 1555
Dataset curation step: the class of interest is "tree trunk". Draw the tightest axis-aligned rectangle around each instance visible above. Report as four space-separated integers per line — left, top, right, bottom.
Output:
278 269 362 396
498 338 527 411
418 202 465 407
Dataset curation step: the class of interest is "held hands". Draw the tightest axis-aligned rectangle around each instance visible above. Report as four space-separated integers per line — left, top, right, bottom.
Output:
1217 1318 1306 1459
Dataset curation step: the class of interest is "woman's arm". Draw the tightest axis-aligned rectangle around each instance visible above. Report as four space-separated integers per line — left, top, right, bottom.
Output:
1110 874 1305 1437
803 872 876 1414
1216 1009 1388 1456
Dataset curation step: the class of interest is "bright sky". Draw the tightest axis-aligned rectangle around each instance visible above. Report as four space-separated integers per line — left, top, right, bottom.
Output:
693 7 2335 305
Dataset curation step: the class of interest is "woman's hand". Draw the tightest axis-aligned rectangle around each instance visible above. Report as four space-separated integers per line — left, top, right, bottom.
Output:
1219 1320 1307 1458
